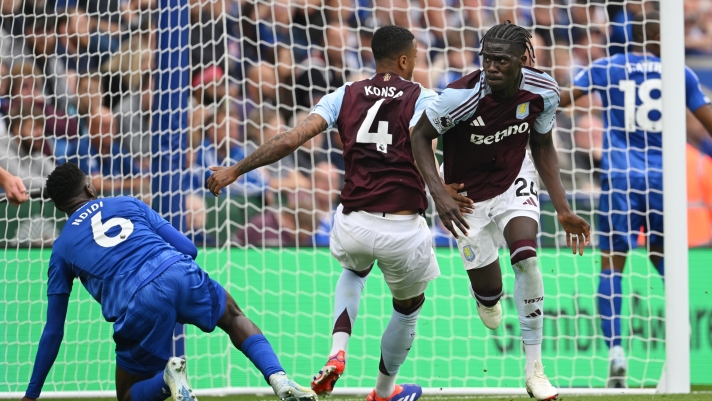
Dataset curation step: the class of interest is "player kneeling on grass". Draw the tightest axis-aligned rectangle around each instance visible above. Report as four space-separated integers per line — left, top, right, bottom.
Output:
411 22 591 401
20 163 316 401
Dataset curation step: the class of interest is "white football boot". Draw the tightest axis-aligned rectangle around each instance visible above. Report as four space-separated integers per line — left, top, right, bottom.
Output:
606 345 628 388
525 361 558 400
270 372 318 401
469 285 502 330
164 357 197 401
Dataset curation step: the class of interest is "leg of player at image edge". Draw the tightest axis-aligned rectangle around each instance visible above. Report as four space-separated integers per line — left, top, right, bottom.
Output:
469 284 503 330
510 240 558 401
312 267 370 396
366 296 425 401
598 267 627 389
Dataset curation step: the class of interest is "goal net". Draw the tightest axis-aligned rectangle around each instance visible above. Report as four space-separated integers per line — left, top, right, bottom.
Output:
1 0 707 397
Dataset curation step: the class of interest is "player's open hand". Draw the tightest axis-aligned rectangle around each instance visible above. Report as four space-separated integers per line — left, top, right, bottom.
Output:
443 183 474 215
433 192 470 239
558 211 591 255
206 165 239 196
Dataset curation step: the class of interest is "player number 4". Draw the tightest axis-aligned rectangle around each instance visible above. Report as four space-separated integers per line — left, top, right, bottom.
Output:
356 99 392 153
619 78 662 133
91 211 134 248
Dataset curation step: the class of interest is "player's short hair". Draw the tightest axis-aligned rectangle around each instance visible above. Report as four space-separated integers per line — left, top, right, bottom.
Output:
480 21 535 62
371 25 415 63
632 9 660 44
45 163 88 207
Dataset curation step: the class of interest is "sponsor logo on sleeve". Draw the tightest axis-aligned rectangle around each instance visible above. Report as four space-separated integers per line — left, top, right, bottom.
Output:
434 115 454 131
516 102 530 119
463 245 476 262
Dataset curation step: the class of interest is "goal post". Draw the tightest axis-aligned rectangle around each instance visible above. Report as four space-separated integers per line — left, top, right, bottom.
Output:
659 0 690 393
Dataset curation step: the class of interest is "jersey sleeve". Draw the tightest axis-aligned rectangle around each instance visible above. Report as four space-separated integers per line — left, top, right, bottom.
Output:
424 83 483 135
409 87 438 129
310 83 353 130
136 198 170 232
534 87 560 134
47 252 74 296
685 66 711 112
573 58 609 93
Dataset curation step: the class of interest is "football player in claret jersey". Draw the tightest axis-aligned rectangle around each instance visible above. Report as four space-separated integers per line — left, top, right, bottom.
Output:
559 10 712 388
411 22 591 401
20 163 316 401
208 25 447 401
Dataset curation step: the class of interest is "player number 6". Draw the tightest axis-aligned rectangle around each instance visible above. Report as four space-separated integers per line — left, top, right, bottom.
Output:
91 211 134 248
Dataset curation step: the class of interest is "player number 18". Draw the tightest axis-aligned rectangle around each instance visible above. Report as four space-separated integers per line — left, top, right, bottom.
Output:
619 78 662 133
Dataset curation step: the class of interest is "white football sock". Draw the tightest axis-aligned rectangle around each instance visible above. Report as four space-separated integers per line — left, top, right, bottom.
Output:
512 256 544 345
524 343 542 377
376 300 423 397
330 269 368 355
375 371 397 399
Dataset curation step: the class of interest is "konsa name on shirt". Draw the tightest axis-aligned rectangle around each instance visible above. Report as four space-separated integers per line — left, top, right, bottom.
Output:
364 86 404 98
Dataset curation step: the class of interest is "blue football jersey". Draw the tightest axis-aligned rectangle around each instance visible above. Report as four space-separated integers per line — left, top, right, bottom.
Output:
47 197 185 321
573 53 710 180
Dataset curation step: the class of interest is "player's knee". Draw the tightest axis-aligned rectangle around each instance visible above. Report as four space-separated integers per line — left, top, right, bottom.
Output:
217 293 245 329
392 293 425 315
509 239 537 269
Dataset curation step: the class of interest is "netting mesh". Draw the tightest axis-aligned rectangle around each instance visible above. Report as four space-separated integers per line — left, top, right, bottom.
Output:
0 0 695 395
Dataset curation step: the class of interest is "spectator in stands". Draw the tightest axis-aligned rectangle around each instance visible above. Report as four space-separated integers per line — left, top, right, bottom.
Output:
311 161 341 246
0 105 55 192
18 14 78 115
192 64 227 106
101 26 154 109
0 0 23 64
684 0 712 55
431 29 478 91
56 6 119 74
184 192 216 246
234 190 315 247
114 72 153 172
5 63 80 140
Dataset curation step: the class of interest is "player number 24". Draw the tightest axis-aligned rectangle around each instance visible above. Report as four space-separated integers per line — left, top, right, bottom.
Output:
91 211 134 248
356 99 393 152
619 78 662 133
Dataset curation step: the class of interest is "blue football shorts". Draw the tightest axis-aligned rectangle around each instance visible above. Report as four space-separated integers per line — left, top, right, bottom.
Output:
597 176 663 252
112 259 227 376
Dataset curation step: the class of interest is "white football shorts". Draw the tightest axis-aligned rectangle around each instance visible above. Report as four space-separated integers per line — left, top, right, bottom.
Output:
330 204 440 300
453 156 540 270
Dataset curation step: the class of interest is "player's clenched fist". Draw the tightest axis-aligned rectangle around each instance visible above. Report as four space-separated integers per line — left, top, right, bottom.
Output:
206 165 239 196
558 211 591 255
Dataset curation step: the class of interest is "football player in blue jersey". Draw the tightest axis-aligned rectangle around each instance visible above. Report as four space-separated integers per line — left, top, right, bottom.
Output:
559 10 712 388
20 163 317 401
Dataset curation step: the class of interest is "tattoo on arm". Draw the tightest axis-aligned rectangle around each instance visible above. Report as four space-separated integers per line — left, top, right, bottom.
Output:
237 114 328 175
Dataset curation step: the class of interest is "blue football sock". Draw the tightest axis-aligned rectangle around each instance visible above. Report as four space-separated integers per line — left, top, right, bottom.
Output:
598 269 622 348
654 258 665 277
240 334 284 383
130 371 170 401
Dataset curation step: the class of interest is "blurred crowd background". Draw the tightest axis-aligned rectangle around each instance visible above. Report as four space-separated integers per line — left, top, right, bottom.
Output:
0 0 711 247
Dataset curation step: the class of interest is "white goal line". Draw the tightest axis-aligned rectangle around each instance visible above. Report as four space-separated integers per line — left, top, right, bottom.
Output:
0 387 659 399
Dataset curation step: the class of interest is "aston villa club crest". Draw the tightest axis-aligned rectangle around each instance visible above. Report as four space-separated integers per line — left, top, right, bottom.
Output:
383 73 391 81
463 245 475 262
516 102 530 119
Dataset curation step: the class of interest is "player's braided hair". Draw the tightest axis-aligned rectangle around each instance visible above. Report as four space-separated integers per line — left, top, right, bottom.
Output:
480 21 535 63
45 163 88 207
372 25 415 63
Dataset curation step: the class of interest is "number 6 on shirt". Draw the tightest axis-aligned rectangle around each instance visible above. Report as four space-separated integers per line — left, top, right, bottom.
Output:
91 211 134 247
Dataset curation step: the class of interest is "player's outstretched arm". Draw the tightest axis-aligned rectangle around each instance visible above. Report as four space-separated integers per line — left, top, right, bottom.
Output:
23 294 70 401
412 113 470 238
529 130 590 255
557 88 586 109
693 104 712 138
206 113 328 196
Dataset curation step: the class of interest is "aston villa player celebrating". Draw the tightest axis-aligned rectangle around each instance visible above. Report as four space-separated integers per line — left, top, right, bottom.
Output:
411 22 591 401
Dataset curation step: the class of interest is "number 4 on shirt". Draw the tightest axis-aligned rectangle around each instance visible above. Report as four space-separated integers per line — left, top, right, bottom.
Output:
357 99 392 153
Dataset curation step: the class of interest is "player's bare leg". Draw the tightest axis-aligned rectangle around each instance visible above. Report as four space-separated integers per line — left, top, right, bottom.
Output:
599 250 628 388
312 265 372 396
503 217 557 401
366 293 424 401
466 260 503 330
217 292 317 401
